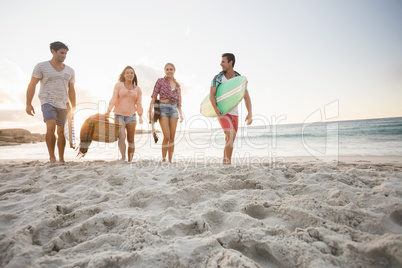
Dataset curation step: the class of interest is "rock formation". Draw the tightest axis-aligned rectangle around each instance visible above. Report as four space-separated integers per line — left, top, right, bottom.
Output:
0 129 45 146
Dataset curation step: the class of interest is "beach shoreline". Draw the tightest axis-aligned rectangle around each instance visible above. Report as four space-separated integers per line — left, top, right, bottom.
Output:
1 155 401 165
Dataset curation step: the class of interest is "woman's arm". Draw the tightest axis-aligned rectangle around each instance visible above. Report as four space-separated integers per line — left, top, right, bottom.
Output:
178 106 184 123
136 87 143 124
105 83 120 116
149 79 161 121
177 87 183 122
148 97 156 120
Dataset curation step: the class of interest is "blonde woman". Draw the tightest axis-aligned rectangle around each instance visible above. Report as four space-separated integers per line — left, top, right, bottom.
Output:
106 66 143 162
149 63 184 162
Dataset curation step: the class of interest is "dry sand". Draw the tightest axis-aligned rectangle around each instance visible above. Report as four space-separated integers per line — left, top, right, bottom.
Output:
0 157 401 267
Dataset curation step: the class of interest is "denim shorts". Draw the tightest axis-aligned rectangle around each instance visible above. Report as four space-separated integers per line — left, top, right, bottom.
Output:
41 103 68 126
115 114 137 124
159 103 179 119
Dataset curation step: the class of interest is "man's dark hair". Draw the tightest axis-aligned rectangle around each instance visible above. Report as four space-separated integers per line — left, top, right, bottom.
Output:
222 53 235 67
50 41 69 52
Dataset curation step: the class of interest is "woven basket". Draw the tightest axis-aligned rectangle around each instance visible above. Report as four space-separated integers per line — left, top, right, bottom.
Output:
92 117 120 143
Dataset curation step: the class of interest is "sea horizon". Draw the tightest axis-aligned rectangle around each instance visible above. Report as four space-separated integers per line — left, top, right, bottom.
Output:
1 116 401 162
2 115 401 134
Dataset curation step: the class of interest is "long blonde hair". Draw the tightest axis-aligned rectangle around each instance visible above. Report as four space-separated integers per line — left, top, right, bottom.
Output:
165 63 180 88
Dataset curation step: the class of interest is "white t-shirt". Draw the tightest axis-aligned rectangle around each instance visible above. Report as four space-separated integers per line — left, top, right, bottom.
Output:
221 75 239 116
32 61 75 109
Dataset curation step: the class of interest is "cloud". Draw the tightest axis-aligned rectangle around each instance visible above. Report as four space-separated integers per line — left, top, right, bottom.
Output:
75 86 101 104
0 109 43 134
0 60 31 109
0 90 13 104
133 64 163 96
0 109 42 123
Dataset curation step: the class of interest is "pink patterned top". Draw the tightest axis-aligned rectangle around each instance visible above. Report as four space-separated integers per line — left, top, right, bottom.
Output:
107 82 143 117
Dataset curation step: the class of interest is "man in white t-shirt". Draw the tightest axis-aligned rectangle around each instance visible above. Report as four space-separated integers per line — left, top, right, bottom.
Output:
210 53 253 165
26 41 76 164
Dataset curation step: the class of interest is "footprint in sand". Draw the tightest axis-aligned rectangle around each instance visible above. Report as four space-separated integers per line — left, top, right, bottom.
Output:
243 203 271 220
390 209 402 226
216 231 283 268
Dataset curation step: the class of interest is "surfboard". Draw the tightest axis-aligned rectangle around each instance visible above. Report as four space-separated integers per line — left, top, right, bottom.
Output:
68 115 76 149
65 105 76 149
200 76 247 117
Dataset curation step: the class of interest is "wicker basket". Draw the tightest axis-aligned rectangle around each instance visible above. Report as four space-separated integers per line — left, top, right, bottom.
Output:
92 117 120 143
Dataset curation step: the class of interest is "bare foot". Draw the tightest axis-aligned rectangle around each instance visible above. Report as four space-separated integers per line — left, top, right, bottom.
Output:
222 158 231 165
49 157 57 164
59 159 66 165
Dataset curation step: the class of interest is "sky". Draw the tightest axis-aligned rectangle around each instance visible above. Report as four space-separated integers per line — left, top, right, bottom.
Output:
0 0 401 133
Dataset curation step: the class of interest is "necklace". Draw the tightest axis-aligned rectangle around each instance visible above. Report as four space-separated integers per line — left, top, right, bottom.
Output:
125 82 134 90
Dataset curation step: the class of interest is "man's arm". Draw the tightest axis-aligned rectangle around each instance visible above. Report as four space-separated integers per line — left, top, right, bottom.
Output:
244 90 253 125
26 77 41 116
68 82 76 114
210 86 222 116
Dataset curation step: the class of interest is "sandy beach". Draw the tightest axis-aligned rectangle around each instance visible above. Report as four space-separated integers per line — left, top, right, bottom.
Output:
0 157 401 267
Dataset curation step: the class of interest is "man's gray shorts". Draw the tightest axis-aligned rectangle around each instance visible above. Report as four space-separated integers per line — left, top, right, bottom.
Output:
41 103 68 127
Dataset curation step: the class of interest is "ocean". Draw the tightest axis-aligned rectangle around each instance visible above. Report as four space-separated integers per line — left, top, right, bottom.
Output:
1 117 401 162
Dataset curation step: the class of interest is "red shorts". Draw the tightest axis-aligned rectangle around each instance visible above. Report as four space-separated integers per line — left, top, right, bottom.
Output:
217 114 239 133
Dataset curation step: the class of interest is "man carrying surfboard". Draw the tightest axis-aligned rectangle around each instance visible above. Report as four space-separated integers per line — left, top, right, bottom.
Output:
210 53 252 165
25 41 76 164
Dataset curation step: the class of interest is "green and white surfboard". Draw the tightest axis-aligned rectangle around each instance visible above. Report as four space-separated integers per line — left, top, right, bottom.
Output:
200 76 247 117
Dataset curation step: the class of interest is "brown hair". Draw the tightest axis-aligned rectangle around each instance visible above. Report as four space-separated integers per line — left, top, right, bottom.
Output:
118 66 138 85
50 41 69 52
222 53 235 67
165 63 180 87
